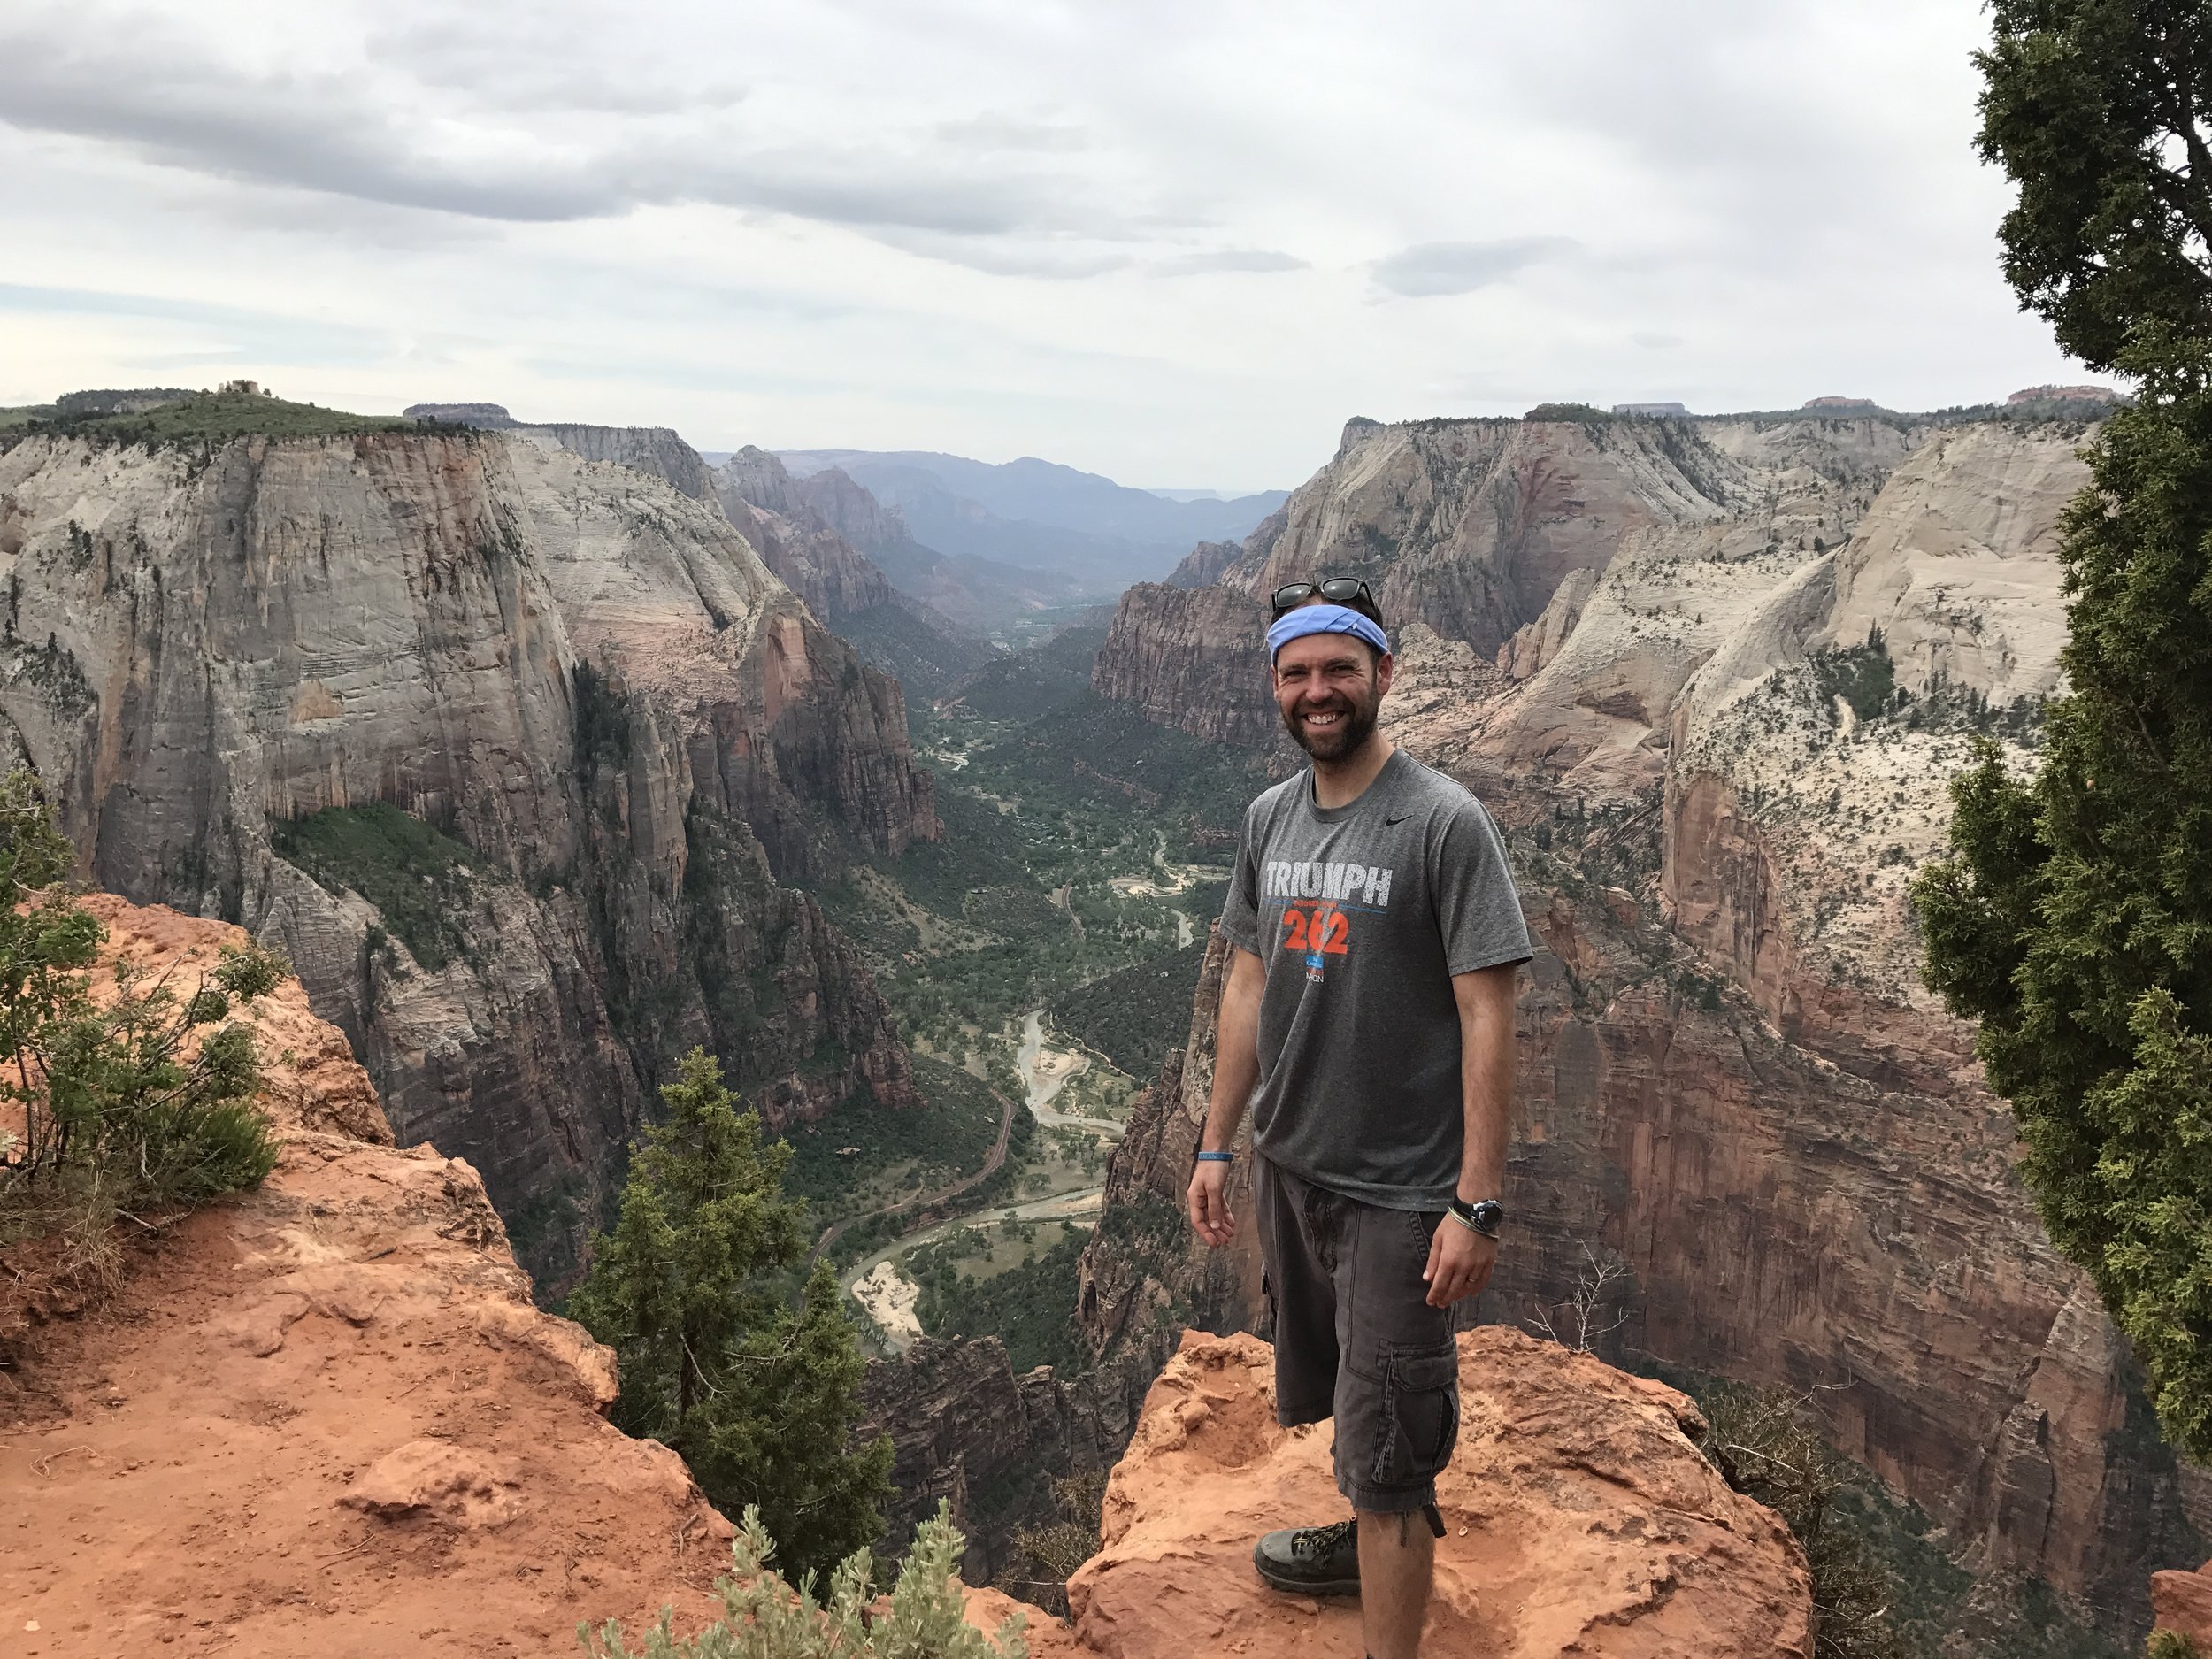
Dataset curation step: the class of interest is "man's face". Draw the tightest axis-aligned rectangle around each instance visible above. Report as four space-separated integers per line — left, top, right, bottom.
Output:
1271 626 1392 762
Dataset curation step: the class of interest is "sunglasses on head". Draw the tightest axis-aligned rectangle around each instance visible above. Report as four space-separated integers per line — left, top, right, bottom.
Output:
1270 576 1376 615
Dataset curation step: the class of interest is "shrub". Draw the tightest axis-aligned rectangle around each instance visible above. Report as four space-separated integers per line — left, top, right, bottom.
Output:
0 769 285 1288
579 1500 1027 1659
1701 1384 1902 1659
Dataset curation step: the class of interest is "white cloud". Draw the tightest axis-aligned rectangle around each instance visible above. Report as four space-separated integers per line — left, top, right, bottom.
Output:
1371 239 1579 297
0 0 2084 490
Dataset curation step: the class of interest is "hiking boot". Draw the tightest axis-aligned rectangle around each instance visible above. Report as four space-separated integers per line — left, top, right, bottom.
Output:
1252 1517 1360 1596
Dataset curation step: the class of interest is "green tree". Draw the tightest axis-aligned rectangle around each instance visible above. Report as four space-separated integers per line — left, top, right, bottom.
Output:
570 1048 893 1575
0 767 285 1247
1975 1 2212 373
1916 4 2212 1458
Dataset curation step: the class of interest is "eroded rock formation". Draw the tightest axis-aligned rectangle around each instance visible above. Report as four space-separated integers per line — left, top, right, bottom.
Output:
0 425 933 1287
714 446 897 623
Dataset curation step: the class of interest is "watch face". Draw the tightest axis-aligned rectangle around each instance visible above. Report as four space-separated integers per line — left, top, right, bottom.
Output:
1470 1201 1503 1232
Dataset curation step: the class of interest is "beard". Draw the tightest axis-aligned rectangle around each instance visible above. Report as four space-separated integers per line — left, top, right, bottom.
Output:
1280 685 1382 762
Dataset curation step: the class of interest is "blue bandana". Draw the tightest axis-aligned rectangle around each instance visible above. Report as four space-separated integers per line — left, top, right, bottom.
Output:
1266 603 1390 661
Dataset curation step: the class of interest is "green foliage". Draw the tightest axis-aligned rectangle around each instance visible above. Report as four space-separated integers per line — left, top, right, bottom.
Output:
1047 940 1208 1081
570 1049 892 1578
580 1499 1028 1659
964 693 1266 858
1975 2 2212 372
1915 390 2212 1460
1700 1384 1902 1659
1811 627 1900 724
912 1225 1089 1374
2150 1631 2201 1659
1522 402 1615 424
0 770 283 1266
830 601 1000 703
1915 1 2212 1465
943 626 1107 722
25 389 421 449
778 1056 1003 1217
271 803 484 972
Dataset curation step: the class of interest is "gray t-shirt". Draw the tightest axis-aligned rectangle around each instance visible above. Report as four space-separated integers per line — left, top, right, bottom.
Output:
1217 749 1531 1210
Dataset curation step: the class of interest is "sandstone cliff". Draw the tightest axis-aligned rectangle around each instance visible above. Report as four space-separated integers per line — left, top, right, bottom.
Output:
1090 583 1280 751
1082 408 2206 1630
0 425 934 1288
2 898 732 1654
714 446 897 622
859 1333 1123 1586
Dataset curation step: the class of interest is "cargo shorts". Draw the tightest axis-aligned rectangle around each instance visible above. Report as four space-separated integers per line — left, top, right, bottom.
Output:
1254 1153 1460 1515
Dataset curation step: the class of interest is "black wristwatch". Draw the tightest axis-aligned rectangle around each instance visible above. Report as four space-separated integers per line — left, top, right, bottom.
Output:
1448 1197 1503 1239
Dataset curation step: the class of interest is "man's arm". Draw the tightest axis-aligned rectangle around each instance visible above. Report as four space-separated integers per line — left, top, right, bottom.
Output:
1422 961 1519 1306
1187 944 1264 1246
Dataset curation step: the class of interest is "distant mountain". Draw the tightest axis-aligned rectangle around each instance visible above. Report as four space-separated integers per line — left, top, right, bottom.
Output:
778 449 1287 593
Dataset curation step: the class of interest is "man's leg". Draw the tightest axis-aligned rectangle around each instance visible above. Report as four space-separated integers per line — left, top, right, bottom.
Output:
1334 1202 1459 1658
1356 1510 1435 1659
1250 1159 1364 1595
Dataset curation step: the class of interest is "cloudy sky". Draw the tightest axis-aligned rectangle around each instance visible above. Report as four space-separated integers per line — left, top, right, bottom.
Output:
2 0 2084 490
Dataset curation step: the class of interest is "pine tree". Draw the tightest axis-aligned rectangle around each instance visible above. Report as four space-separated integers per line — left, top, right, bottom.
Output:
1916 4 2212 1458
570 1048 894 1572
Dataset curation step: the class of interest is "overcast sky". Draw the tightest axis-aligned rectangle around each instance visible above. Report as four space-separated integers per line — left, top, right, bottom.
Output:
1 0 2085 491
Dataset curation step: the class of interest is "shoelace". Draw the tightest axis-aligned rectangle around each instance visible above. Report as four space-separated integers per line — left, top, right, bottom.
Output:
1293 1518 1358 1558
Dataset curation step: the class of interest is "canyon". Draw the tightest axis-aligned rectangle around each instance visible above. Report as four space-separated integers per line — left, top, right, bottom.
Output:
0 420 935 1289
4 391 2200 1645
1075 405 2208 1632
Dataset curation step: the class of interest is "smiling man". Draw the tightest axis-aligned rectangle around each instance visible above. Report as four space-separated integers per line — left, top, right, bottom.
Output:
1187 579 1530 1659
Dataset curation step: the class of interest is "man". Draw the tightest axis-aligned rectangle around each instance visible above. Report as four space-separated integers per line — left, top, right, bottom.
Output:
1187 579 1529 1659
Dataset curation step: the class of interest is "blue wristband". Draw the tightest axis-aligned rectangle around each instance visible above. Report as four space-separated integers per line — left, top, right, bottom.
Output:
1194 1150 1233 1163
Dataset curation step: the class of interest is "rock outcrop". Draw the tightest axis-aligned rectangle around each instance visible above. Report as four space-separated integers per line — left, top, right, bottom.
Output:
1089 583 1280 752
1082 408 2208 1631
519 420 718 501
0 425 934 1288
986 1328 1812 1659
713 448 999 697
714 446 897 623
1 899 732 1654
2154 1559 2212 1648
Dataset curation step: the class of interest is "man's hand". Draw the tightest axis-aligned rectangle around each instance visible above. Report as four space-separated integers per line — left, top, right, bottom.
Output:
1422 1217 1496 1308
1188 1159 1234 1246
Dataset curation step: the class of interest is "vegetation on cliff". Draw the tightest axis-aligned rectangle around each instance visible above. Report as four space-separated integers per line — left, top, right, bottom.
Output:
1918 1 2212 1461
571 1048 894 1577
581 1502 1025 1659
0 770 287 1289
12 388 421 449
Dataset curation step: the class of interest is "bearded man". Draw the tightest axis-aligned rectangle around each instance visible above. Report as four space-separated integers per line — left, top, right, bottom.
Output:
1187 580 1529 1659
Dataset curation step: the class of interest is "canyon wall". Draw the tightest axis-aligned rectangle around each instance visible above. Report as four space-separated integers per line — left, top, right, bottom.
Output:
1080 409 2206 1628
0 426 934 1289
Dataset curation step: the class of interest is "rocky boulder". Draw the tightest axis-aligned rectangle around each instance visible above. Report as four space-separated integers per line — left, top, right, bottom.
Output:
987 1327 1812 1658
2154 1560 2212 1648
